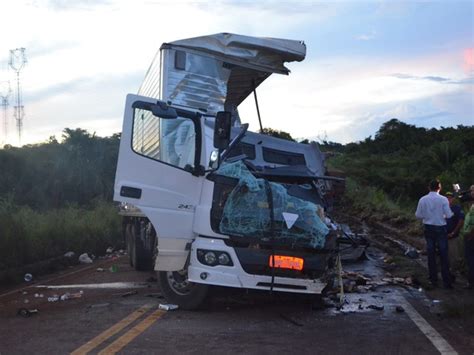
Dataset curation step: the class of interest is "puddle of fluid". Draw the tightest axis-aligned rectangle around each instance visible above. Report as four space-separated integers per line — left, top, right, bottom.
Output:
34 282 149 289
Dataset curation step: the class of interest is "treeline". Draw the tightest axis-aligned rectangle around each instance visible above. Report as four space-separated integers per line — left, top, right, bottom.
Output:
328 119 474 205
0 128 119 209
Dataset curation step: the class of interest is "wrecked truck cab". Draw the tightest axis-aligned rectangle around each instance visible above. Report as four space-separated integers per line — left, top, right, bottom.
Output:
114 33 343 309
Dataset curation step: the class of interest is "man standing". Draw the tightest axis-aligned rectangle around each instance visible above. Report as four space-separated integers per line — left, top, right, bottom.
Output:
446 192 465 269
461 188 474 289
415 179 454 288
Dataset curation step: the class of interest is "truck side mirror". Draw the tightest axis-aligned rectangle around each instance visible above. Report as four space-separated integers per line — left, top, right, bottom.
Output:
214 111 232 150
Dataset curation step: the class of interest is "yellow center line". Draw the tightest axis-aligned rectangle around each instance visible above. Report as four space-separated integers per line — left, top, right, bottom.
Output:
97 309 166 355
70 303 153 355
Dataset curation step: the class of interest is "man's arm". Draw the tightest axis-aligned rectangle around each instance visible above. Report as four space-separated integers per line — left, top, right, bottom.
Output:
449 218 464 238
443 198 454 219
415 199 424 220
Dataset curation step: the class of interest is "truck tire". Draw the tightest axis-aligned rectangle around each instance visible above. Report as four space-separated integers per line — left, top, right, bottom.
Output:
130 219 154 271
132 234 150 271
158 270 209 310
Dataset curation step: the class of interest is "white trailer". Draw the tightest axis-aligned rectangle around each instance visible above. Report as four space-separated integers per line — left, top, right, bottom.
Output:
114 33 342 309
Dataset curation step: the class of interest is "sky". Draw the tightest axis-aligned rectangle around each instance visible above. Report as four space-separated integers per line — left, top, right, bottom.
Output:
0 0 472 146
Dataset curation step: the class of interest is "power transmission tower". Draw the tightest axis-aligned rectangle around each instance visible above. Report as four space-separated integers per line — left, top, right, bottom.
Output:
9 48 27 144
0 81 11 145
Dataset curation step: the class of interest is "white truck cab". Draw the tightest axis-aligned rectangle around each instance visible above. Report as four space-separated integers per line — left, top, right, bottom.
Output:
114 33 343 309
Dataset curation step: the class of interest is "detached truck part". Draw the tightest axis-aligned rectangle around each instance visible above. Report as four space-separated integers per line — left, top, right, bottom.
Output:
114 33 343 309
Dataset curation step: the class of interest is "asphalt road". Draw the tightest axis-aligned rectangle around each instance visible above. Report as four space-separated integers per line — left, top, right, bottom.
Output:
0 252 473 355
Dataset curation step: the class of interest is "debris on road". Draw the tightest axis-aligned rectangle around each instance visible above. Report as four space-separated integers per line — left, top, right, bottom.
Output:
96 268 105 272
109 265 118 272
34 293 44 298
404 248 419 259
48 295 60 302
395 305 405 313
78 253 93 264
106 247 114 254
64 251 75 258
17 308 38 318
159 303 179 311
367 304 384 311
144 293 164 299
24 273 33 282
87 303 111 309
117 290 138 297
60 291 83 301
279 313 304 327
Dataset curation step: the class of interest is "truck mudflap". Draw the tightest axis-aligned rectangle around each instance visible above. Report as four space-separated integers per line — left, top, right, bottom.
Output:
187 237 333 294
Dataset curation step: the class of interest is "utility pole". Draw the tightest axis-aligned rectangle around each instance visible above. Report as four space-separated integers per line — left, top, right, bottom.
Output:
9 48 27 145
0 81 11 145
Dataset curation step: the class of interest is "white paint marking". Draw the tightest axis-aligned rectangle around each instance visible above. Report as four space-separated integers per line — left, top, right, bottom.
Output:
35 282 149 289
399 295 458 355
282 212 298 229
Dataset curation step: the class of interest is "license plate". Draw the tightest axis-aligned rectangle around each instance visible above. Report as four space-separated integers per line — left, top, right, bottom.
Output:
269 255 304 271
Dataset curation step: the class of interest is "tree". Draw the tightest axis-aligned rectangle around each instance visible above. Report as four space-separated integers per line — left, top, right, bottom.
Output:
261 128 295 141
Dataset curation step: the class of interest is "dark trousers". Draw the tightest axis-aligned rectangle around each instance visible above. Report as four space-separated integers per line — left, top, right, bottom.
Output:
424 224 451 287
465 238 474 284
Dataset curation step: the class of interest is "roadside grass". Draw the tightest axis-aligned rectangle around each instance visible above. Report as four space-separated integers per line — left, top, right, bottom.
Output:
0 199 122 273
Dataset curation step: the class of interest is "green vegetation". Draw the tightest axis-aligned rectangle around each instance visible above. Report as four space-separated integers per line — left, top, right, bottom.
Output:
0 199 121 271
0 129 122 273
330 119 474 205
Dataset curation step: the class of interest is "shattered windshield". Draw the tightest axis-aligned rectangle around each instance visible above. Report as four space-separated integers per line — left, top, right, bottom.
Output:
215 161 329 249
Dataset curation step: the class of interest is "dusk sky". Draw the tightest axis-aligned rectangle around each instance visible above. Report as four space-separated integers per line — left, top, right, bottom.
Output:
0 0 472 146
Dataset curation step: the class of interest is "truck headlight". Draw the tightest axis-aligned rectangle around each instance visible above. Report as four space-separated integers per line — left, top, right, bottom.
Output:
204 251 217 265
197 249 233 267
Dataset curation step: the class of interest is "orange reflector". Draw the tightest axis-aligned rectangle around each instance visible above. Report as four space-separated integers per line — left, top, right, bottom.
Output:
269 255 304 271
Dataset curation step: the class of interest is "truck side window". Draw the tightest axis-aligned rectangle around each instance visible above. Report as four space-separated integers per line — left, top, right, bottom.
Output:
132 108 196 170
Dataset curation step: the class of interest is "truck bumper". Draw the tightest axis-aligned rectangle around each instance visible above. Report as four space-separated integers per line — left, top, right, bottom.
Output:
188 237 328 294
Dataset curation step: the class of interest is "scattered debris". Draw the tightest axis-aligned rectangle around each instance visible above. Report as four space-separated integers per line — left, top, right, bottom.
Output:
17 308 38 318
395 305 405 313
279 313 303 327
24 273 33 282
159 303 179 311
48 295 60 302
23 299 29 304
88 303 110 309
146 276 158 283
106 247 114 254
78 253 93 264
144 293 164 299
60 291 83 301
367 304 384 311
64 251 75 258
109 265 118 273
21 291 28 295
430 300 444 315
34 293 44 298
404 248 419 259
96 268 105 272
118 290 138 297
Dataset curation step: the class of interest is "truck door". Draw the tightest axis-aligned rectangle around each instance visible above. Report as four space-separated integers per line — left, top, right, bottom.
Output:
114 94 204 271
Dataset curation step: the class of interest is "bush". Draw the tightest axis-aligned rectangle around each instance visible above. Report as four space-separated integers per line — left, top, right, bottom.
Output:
0 200 121 271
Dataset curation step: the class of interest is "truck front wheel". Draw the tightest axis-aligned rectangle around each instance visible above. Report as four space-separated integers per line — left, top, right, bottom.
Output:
158 270 209 310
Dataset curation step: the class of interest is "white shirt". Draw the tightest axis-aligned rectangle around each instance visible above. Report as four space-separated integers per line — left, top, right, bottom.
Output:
415 191 453 226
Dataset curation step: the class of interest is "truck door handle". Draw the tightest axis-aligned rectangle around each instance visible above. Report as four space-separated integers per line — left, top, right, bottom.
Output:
120 186 142 199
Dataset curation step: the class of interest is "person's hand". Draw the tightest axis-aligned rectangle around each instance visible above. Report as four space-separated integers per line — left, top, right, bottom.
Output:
448 232 454 239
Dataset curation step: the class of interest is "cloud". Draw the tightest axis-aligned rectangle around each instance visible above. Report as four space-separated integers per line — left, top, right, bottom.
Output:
355 31 377 41
31 0 111 11
391 73 474 85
